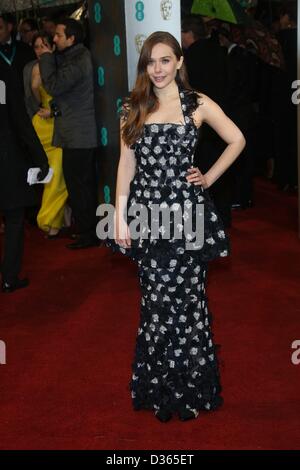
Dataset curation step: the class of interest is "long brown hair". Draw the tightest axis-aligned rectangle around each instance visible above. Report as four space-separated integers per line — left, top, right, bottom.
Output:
122 31 191 147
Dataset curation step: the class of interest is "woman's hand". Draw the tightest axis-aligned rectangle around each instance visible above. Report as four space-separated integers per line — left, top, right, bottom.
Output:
37 108 51 119
186 167 209 188
115 214 131 249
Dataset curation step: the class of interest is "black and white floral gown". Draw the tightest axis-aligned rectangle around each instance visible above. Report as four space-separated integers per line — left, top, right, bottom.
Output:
107 88 229 415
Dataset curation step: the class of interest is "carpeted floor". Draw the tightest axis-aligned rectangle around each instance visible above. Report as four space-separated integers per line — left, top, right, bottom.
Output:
0 178 299 450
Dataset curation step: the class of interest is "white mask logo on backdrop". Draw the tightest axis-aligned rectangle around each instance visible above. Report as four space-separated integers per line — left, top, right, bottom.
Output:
161 0 173 20
135 34 147 54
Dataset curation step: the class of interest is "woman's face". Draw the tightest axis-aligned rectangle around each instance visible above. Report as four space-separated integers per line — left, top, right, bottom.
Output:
146 42 183 89
33 37 52 59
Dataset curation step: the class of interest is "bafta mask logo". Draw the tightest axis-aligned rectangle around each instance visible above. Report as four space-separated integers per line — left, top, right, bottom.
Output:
161 0 172 20
135 34 147 54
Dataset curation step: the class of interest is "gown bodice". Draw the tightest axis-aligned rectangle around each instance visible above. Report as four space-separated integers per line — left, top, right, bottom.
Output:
108 88 230 267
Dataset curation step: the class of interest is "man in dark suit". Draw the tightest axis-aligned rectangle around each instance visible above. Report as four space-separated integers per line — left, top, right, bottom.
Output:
19 18 39 46
0 13 39 227
218 28 257 208
0 13 35 93
276 5 297 190
182 15 231 227
182 16 227 107
0 68 48 293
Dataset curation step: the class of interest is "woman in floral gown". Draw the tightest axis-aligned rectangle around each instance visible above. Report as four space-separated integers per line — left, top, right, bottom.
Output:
108 31 245 422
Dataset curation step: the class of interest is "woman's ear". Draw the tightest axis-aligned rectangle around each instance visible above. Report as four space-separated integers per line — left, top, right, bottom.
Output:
177 55 184 70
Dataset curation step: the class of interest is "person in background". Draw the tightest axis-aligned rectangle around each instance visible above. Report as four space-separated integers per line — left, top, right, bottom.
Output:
24 32 68 239
0 13 35 93
40 17 56 38
39 19 99 249
181 15 232 227
218 27 257 209
0 68 49 293
19 18 38 46
276 3 298 191
181 15 227 106
0 13 39 227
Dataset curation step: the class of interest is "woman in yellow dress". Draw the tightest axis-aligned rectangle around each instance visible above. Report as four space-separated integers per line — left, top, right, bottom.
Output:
30 32 68 237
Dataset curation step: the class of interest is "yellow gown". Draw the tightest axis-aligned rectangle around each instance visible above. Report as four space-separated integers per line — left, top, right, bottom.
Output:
32 86 68 233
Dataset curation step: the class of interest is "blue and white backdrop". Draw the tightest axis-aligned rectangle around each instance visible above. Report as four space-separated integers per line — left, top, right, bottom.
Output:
88 0 181 205
125 0 181 90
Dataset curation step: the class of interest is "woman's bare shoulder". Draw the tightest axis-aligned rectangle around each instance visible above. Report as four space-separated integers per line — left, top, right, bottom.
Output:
31 62 40 76
194 91 211 106
191 91 209 127
193 92 223 126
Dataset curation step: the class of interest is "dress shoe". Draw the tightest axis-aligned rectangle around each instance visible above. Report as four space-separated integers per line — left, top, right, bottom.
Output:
154 409 172 423
2 278 29 293
178 407 198 421
66 237 101 250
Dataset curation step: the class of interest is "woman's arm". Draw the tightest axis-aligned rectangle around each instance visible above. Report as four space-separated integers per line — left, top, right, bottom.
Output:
31 62 42 105
115 120 136 247
191 94 246 189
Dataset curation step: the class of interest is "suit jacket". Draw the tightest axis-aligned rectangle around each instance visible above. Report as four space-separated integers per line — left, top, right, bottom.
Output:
39 44 97 149
0 40 35 94
0 68 48 210
224 45 257 131
184 37 228 107
184 38 228 170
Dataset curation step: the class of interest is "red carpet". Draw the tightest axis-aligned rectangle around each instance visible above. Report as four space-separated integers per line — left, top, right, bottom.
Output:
0 178 299 450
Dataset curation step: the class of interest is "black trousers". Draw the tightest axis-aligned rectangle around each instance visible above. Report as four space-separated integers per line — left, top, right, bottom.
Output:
1 207 24 283
62 148 97 238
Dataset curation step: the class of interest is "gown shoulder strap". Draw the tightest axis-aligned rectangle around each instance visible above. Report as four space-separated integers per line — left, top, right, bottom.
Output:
179 88 199 124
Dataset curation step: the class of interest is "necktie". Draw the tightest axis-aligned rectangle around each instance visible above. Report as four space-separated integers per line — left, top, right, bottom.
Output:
0 43 15 65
